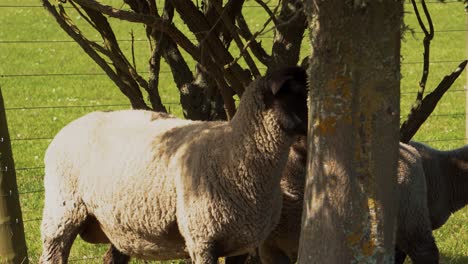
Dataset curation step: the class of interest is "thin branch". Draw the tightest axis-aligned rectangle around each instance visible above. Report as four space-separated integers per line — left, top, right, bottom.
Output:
213 3 260 77
130 30 136 71
173 0 251 95
219 0 244 47
226 2 286 70
253 0 280 25
41 0 149 110
71 0 201 62
71 0 155 23
400 60 468 143
79 5 151 98
411 0 434 38
201 0 229 47
68 0 98 30
236 14 271 65
411 0 434 101
267 0 307 74
225 13 275 70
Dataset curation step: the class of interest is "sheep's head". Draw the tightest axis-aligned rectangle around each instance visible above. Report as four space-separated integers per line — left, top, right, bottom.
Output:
265 66 308 136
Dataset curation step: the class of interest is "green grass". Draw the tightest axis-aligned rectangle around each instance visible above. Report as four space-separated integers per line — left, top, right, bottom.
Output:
0 0 467 263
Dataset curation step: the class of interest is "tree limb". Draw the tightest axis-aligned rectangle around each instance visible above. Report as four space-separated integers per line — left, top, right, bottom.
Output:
253 0 280 26
236 14 271 65
70 0 201 62
226 11 276 71
172 0 251 95
212 2 261 77
78 4 166 112
42 0 149 110
400 60 467 143
267 0 307 74
410 0 434 101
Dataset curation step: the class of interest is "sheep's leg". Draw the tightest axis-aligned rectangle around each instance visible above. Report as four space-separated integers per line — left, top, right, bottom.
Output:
394 247 406 264
398 230 439 264
406 237 439 264
188 243 218 264
225 253 263 264
259 243 290 264
190 250 217 264
39 204 87 263
224 254 250 264
103 244 130 264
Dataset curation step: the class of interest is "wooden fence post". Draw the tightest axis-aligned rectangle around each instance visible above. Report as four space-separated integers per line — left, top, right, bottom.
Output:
0 86 29 263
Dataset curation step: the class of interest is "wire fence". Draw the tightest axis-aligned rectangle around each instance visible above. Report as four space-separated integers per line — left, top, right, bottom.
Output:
1 0 467 262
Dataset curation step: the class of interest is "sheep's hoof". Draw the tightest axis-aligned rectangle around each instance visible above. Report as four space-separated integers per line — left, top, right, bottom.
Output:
103 245 130 264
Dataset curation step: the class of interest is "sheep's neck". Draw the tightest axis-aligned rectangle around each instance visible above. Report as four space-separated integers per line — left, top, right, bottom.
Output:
446 147 468 213
229 105 293 185
280 150 307 198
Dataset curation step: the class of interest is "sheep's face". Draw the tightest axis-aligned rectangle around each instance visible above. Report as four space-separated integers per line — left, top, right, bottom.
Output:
266 66 308 136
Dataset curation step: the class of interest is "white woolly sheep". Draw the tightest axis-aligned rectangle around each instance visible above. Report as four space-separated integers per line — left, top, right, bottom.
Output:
224 141 467 264
39 67 308 264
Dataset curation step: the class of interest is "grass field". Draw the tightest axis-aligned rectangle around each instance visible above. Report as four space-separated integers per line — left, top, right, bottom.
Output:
0 0 467 263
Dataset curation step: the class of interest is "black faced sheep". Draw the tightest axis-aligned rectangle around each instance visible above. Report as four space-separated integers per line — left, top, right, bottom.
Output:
224 141 467 264
396 141 468 264
39 67 308 264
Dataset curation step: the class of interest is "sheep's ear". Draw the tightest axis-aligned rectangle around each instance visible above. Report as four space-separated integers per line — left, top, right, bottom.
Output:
268 67 307 96
270 76 294 96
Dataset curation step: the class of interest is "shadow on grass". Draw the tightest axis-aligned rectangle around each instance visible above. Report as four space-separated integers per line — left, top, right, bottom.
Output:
440 253 468 264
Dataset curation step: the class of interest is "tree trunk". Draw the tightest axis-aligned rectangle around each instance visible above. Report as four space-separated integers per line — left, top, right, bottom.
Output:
298 1 402 263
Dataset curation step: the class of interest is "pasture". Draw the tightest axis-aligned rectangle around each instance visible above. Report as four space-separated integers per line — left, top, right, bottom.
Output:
0 0 466 263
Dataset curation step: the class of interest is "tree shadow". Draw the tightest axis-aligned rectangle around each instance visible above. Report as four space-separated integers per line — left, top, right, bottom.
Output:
440 253 468 264
402 253 468 264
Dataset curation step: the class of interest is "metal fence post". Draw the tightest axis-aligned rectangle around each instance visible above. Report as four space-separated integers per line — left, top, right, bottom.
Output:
0 86 29 263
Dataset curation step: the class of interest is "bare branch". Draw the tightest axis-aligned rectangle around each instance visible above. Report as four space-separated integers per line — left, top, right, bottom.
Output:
410 0 434 101
411 0 434 38
172 0 251 95
225 13 276 71
71 0 201 62
253 0 280 25
267 0 307 74
41 0 149 110
78 5 163 111
130 30 136 71
236 14 271 65
213 3 261 77
219 0 245 46
137 0 229 120
400 60 468 143
68 0 98 30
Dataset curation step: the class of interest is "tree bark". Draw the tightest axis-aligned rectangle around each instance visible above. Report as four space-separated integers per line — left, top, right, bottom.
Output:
298 1 402 263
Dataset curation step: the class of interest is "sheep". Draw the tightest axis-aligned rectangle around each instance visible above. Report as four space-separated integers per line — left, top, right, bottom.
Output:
396 141 468 264
223 141 467 264
39 66 308 264
223 135 306 264
253 135 307 264
396 142 436 264
103 136 307 264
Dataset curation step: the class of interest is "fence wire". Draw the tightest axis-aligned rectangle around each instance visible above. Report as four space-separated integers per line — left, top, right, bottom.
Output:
1 0 467 262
